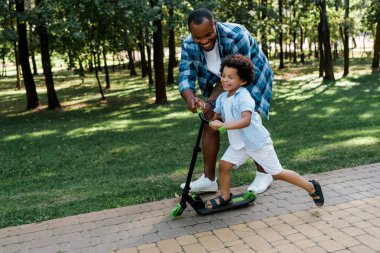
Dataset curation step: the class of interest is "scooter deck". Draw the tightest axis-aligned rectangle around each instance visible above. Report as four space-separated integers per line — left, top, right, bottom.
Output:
196 193 255 215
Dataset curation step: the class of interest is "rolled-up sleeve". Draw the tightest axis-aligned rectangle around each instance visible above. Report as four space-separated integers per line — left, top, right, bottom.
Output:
238 90 256 113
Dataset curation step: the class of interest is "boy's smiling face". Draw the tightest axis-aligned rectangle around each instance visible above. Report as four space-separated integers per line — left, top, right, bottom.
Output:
221 67 247 96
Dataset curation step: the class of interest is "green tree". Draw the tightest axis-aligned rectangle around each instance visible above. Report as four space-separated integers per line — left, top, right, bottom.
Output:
34 0 61 109
15 0 39 109
364 0 380 69
317 0 335 80
150 0 167 104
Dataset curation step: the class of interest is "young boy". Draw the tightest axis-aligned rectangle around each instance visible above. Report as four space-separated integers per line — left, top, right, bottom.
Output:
204 54 324 209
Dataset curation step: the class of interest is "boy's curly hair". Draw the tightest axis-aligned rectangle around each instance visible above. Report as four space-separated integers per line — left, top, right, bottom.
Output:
220 54 254 86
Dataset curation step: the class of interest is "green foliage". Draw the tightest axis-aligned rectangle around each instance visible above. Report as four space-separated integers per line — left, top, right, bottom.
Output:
364 0 380 29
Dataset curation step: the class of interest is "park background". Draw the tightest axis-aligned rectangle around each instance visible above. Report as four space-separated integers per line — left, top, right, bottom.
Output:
0 0 379 229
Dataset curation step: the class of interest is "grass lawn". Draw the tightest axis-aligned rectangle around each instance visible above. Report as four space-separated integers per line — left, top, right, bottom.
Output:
0 58 379 228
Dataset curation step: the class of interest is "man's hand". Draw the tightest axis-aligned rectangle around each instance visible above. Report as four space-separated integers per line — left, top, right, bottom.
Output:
202 101 214 120
182 90 198 113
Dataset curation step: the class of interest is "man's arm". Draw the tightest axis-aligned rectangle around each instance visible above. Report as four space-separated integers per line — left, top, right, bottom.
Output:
178 42 200 113
181 89 198 113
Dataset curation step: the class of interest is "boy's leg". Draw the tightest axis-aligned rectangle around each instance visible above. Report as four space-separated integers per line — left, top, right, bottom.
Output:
219 160 235 201
273 170 314 193
206 147 249 208
273 170 324 206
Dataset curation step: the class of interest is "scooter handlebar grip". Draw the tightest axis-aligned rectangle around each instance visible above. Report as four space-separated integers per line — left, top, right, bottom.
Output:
208 122 226 134
218 126 227 134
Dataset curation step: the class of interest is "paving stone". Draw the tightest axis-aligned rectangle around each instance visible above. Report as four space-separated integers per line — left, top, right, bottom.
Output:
114 247 137 253
198 235 224 250
157 239 182 253
183 243 207 253
228 243 249 251
355 234 380 251
318 239 346 252
276 244 303 253
242 235 272 251
293 239 316 249
230 226 255 239
255 227 284 242
142 233 160 244
349 245 377 253
176 235 197 246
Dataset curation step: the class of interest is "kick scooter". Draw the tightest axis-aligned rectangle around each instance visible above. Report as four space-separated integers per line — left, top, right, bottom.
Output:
170 109 256 217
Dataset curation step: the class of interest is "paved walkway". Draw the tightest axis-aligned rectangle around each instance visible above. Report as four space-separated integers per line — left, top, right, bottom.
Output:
1 163 380 253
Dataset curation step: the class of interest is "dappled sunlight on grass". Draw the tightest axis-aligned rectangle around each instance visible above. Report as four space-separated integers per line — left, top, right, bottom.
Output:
2 130 58 142
335 79 360 87
65 119 131 137
296 136 379 159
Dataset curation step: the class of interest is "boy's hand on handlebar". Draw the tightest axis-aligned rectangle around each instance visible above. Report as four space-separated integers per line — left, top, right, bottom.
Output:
209 120 224 131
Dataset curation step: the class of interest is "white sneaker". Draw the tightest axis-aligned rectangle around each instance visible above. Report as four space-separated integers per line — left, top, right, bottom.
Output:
247 171 273 194
180 174 218 193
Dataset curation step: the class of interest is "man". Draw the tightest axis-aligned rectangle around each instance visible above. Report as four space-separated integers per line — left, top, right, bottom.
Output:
178 8 274 194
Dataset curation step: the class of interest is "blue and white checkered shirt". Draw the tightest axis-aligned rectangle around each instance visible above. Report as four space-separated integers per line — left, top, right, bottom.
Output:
214 87 270 152
178 22 274 119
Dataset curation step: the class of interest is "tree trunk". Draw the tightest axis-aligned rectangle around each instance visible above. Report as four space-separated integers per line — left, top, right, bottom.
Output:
278 0 285 69
150 0 167 104
292 0 297 63
30 47 38 75
260 0 269 57
372 22 380 69
318 23 324 78
13 42 21 89
89 54 94 72
78 58 85 77
292 31 297 63
343 0 349 76
93 52 105 100
146 40 154 85
28 18 38 76
16 0 39 109
103 44 110 89
36 0 60 109
97 53 102 72
67 51 75 70
127 49 137 76
319 0 335 80
300 27 305 64
167 3 176 84
138 32 148 78
313 42 317 58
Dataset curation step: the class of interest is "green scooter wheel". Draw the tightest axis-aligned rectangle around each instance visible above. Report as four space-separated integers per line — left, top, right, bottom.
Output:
170 203 185 217
243 191 256 201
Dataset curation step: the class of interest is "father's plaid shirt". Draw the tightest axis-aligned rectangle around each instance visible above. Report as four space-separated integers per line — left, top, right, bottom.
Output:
178 22 273 119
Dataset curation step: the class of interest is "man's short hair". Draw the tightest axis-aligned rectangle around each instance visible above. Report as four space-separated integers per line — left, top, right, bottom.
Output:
187 8 214 28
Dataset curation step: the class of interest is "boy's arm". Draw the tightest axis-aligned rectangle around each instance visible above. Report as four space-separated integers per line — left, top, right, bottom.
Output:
223 111 251 130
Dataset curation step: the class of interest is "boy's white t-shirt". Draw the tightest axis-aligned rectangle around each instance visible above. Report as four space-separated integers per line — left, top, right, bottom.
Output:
224 96 245 150
203 40 221 77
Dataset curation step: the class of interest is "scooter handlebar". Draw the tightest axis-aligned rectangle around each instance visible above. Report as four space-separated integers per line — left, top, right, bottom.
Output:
196 108 226 134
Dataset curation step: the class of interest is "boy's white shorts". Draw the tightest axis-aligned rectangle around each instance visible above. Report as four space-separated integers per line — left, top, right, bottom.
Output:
220 137 283 175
